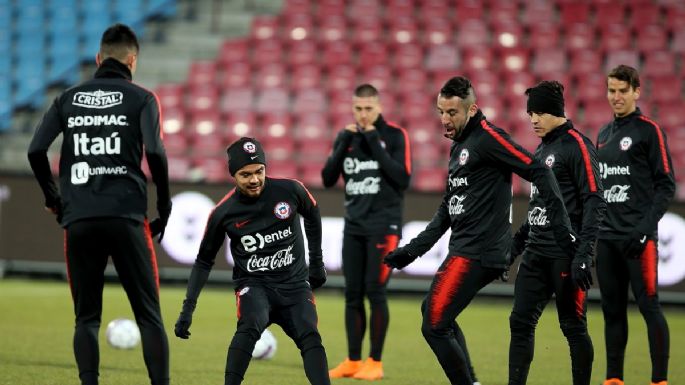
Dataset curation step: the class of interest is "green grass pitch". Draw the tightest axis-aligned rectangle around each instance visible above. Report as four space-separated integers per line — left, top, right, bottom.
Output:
1 278 683 384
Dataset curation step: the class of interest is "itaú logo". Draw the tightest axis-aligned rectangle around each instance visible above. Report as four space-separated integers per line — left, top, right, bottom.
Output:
246 245 294 272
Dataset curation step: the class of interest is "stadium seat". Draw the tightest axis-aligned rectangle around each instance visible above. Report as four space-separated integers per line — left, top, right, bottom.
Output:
455 0 484 21
250 15 279 40
665 5 685 32
220 88 254 114
412 166 448 192
328 89 355 118
349 17 384 46
460 47 494 72
392 42 424 70
627 2 662 28
502 71 535 103
656 102 685 130
573 72 608 103
161 131 189 157
488 1 520 25
155 83 185 110
191 131 226 156
560 3 591 25
316 14 347 42
420 18 453 46
254 63 287 89
292 89 327 113
287 39 318 66
167 156 191 181
648 76 681 104
325 64 357 93
398 92 434 121
359 65 393 93
255 88 290 113
190 155 230 183
217 38 250 66
598 23 631 51
456 19 489 48
394 68 429 95
187 85 219 114
321 40 353 69
387 16 419 45
642 51 676 78
635 24 668 53
187 60 218 88
594 3 627 23
282 0 313 15
564 23 597 52
672 28 685 53
465 71 500 98
251 39 284 67
281 12 314 41
296 137 331 163
225 110 259 142
604 50 640 73
580 102 610 129
189 110 221 136
385 0 415 20
161 107 186 136
425 44 459 71
531 48 567 75
290 64 323 91
405 118 439 146
298 162 326 189
528 22 561 49
497 47 530 72
569 49 603 77
293 113 330 141
262 137 297 164
521 2 555 26
357 41 391 68
347 0 382 20
220 61 252 89
492 22 525 49
479 97 505 123
260 111 293 139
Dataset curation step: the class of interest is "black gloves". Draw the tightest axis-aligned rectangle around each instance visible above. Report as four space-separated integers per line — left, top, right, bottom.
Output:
383 246 417 270
624 231 648 259
571 256 593 291
308 259 327 289
150 201 172 243
174 299 196 339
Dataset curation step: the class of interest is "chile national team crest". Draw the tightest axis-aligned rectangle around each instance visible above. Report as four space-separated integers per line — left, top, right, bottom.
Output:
619 137 632 151
545 154 555 168
243 141 257 153
274 202 291 219
459 149 469 165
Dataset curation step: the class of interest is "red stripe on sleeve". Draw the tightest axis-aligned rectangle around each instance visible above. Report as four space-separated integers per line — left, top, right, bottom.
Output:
639 116 670 173
387 121 412 174
567 130 598 192
480 120 532 165
294 179 318 205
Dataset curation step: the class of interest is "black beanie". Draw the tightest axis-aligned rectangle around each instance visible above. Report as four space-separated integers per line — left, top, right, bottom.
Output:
526 82 565 118
227 137 267 175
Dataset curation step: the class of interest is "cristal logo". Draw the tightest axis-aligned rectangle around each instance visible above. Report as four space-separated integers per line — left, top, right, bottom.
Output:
72 90 123 109
604 185 630 203
599 162 630 179
343 158 379 174
247 245 294 272
448 177 468 188
345 177 381 195
241 226 293 252
448 194 466 215
527 206 549 226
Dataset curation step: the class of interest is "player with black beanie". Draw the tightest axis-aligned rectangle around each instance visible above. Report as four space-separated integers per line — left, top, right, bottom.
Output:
384 76 576 385
508 80 606 385
174 137 330 385
596 65 675 385
27 23 171 385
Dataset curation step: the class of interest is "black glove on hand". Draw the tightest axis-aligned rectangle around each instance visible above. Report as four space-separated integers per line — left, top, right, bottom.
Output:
499 268 510 282
174 299 195 339
150 201 172 243
308 260 327 289
624 231 648 259
571 256 593 291
383 246 417 270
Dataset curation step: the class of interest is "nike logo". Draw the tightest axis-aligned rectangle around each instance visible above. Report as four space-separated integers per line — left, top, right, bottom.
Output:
561 272 569 278
235 220 250 228
250 155 259 160
570 233 576 242
580 263 586 269
639 235 647 244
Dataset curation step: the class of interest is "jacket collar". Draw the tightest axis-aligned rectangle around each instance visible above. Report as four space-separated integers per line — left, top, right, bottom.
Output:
613 107 642 127
453 109 484 142
94 58 133 81
541 120 573 144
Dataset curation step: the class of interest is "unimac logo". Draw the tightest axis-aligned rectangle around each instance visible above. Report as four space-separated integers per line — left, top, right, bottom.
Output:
70 162 128 185
72 90 123 109
240 226 293 252
343 158 379 174
598 162 630 179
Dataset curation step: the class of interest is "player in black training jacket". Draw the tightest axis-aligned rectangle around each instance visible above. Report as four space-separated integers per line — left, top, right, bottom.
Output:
174 137 330 385
508 81 606 385
322 84 411 380
383 76 576 385
27 24 171 385
595 65 675 385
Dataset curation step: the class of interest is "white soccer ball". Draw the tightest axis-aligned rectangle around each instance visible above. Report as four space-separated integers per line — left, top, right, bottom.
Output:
252 328 277 360
106 318 141 349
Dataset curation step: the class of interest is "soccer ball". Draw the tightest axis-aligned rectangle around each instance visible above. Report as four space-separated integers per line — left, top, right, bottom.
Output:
105 318 141 349
252 328 277 360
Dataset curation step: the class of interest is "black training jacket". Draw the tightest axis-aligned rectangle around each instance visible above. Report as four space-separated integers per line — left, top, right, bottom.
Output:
192 177 323 289
403 110 575 268
27 58 170 227
321 114 411 236
512 121 606 261
596 108 675 239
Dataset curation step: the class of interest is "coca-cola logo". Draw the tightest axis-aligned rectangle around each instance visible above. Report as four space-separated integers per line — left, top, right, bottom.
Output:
247 245 295 272
604 185 630 203
527 206 549 226
448 194 466 215
459 149 469 165
345 177 381 195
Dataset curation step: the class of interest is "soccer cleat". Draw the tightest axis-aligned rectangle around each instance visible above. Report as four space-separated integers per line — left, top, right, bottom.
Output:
651 381 667 385
473 382 482 385
352 357 384 380
329 358 362 378
602 379 624 385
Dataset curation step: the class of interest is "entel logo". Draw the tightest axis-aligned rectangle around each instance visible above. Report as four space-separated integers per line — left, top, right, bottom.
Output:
343 158 379 174
241 226 293 252
72 89 123 109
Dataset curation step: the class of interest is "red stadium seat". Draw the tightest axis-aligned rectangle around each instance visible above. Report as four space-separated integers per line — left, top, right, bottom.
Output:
292 89 327 114
327 89 355 118
281 12 315 41
569 49 603 77
665 5 685 33
531 48 567 75
594 3 627 23
461 47 494 72
357 41 390 68
349 17 384 45
167 156 191 181
359 65 393 93
249 15 279 40
488 1 520 25
187 85 219 114
560 3 591 25
385 0 416 20
455 0 484 22
387 16 419 45
502 71 535 102
394 67 429 95
290 64 322 91
298 162 326 189
251 39 284 67
649 77 682 104
528 22 560 49
260 111 293 140
314 0 346 20
466 71 500 98
316 15 347 42
161 107 186 137
456 19 489 48
392 42 424 70
294 113 330 141
220 88 254 114
347 0 382 20
478 97 505 123
497 47 530 72
425 44 459 71
399 92 434 121
187 60 218 88
220 61 252 89
656 102 685 130
492 22 525 49
604 50 640 73
262 137 297 164
627 3 662 28
254 63 287 89
564 23 597 52
642 51 676 78
598 23 631 52
191 131 225 156
296 137 331 164
521 2 555 26
155 83 185 110
635 24 668 53
162 133 189 157
421 18 453 45
672 28 685 53
189 110 221 136
225 110 258 142
217 38 250 66
412 166 448 192
255 88 290 113
190 156 229 183
286 39 318 66
580 103 611 129
282 0 313 15
574 73 609 105
325 64 357 93
321 40 353 69
404 118 438 146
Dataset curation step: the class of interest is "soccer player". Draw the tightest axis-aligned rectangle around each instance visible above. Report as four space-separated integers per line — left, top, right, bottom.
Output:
27 24 171 385
383 76 577 385
321 84 411 380
174 137 330 385
508 81 605 385
596 65 675 385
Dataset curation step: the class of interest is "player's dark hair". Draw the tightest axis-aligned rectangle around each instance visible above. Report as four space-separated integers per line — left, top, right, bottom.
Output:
100 23 139 61
354 83 379 98
608 64 640 89
440 76 476 105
